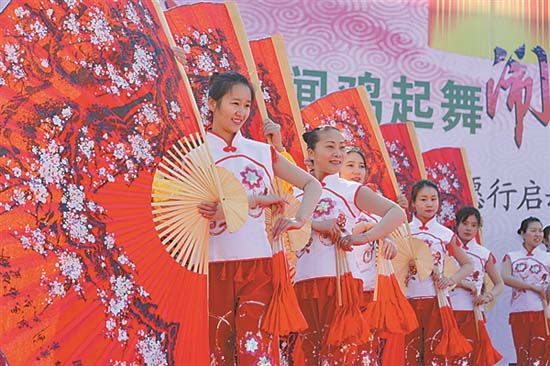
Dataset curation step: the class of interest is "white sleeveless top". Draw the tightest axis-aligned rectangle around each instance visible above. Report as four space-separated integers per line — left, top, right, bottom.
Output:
352 212 380 291
207 131 274 262
450 239 493 311
295 174 362 283
505 245 550 313
407 216 454 299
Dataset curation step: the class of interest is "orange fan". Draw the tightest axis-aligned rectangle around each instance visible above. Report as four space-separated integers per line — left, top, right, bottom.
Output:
364 240 419 335
0 0 211 364
250 34 307 169
163 2 269 138
301 87 399 201
390 224 434 294
433 268 473 358
262 181 309 336
380 122 426 218
326 246 371 345
422 147 477 230
471 291 503 366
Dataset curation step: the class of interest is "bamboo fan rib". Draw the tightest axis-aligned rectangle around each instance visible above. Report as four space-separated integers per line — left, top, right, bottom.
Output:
391 224 434 293
151 133 248 274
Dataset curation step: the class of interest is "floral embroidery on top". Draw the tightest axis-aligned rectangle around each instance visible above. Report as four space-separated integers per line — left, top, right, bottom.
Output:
514 262 527 273
240 165 263 190
313 198 335 219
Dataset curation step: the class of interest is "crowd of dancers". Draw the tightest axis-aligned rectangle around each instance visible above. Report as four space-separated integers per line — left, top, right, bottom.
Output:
192 69 550 366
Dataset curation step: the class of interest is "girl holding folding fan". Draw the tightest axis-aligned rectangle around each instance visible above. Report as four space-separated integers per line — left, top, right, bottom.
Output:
293 126 406 365
339 146 399 365
449 206 503 366
501 216 550 366
195 71 322 366
405 180 473 366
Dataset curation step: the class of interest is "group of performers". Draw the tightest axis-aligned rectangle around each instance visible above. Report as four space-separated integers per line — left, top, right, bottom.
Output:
191 68 550 366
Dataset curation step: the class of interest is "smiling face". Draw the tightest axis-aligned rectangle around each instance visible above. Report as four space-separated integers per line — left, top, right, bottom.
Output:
457 214 480 243
208 83 252 143
307 129 346 180
340 151 367 184
521 221 543 249
412 186 439 222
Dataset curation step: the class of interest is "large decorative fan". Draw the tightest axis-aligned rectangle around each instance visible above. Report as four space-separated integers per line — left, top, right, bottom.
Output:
301 86 399 201
390 224 434 293
250 34 307 168
471 289 503 366
0 0 241 364
380 122 427 217
151 133 248 274
163 1 269 136
422 147 477 230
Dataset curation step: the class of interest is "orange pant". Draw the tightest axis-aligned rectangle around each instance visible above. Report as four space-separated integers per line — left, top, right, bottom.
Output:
405 298 450 366
294 277 366 366
509 311 549 366
209 258 280 366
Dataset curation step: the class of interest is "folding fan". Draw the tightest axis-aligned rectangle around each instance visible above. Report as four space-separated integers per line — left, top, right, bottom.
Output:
0 0 213 364
471 289 503 366
380 122 427 217
301 86 399 201
364 240 419 335
249 34 307 168
262 180 309 336
433 267 473 358
390 224 434 294
326 244 370 346
422 147 477 230
443 253 459 279
163 1 269 137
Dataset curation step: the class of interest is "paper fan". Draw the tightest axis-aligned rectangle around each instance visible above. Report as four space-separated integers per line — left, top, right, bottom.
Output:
380 122 426 218
443 254 459 279
0 0 212 364
164 2 269 136
301 87 399 201
433 268 472 358
250 34 307 168
423 147 477 230
391 225 434 293
151 133 248 274
261 180 309 335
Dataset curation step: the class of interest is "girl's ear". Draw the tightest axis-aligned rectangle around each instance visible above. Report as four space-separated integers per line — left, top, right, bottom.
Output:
207 97 217 113
307 148 315 163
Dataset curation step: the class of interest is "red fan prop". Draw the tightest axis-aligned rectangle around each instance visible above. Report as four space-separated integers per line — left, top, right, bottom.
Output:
249 34 307 169
301 86 399 201
433 268 473 358
0 0 210 364
163 2 268 138
422 147 477 230
364 240 419 335
471 291 503 366
326 244 370 345
380 122 426 217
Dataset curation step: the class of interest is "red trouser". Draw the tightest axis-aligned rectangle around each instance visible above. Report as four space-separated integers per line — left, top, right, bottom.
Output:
405 298 449 366
209 258 280 366
509 311 549 366
294 277 366 366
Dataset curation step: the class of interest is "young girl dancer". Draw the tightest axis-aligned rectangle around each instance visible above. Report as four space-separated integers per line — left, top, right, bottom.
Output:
294 126 406 365
501 217 550 366
450 206 503 365
197 72 322 365
405 180 473 366
339 146 399 365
